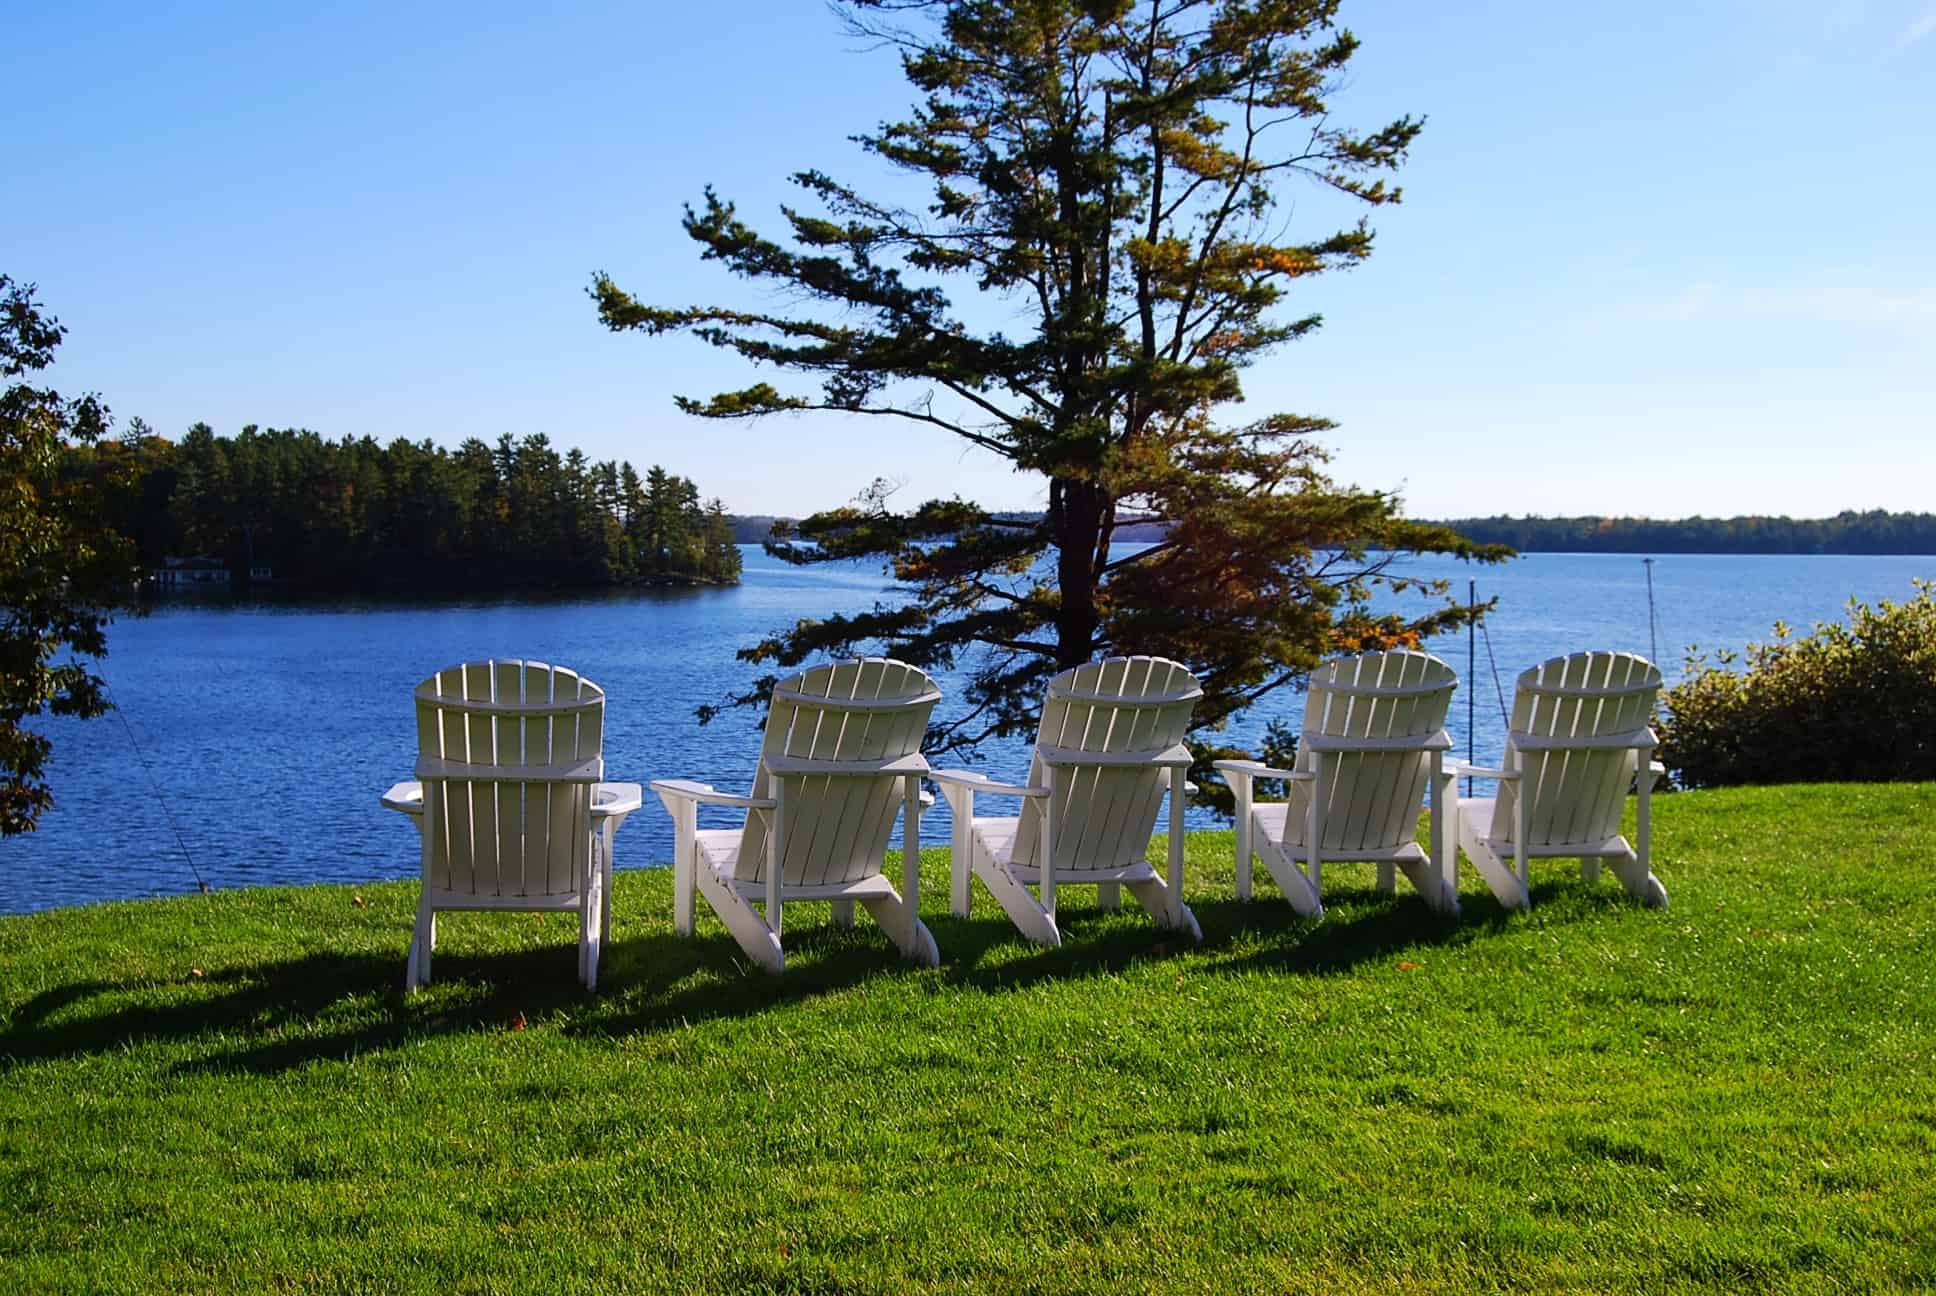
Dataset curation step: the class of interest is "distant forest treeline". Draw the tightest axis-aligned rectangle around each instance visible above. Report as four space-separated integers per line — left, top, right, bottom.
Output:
1435 511 1936 555
728 510 1936 555
70 423 742 592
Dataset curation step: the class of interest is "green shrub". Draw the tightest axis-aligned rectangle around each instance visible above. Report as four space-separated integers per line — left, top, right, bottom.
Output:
1659 580 1936 787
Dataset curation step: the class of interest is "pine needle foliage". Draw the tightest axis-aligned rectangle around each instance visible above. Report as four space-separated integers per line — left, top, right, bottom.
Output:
594 1 1504 795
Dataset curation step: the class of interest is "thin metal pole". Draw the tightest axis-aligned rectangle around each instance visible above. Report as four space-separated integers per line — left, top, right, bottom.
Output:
1467 579 1476 798
1643 558 1659 663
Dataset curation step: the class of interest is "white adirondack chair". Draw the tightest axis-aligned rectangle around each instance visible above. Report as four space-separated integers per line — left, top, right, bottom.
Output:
652 658 941 975
1214 649 1459 918
1450 651 1669 911
933 656 1203 948
380 660 642 992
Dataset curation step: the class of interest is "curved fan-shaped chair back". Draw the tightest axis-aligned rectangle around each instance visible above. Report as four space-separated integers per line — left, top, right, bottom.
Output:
1011 656 1203 874
1495 651 1662 851
413 660 604 898
1282 649 1457 854
736 658 941 887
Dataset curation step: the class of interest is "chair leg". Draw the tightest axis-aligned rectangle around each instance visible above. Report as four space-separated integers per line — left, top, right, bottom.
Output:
694 859 786 974
407 898 434 991
1457 801 1530 912
673 807 696 937
947 791 973 919
973 853 1062 948
600 822 615 948
1125 877 1202 944
582 871 602 991
859 892 940 967
1251 833 1323 917
1608 850 1669 909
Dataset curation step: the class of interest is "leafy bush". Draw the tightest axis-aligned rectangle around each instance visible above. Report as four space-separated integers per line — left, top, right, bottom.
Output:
1659 581 1936 787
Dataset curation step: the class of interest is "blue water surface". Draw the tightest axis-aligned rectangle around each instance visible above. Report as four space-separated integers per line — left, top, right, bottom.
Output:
6 547 1929 912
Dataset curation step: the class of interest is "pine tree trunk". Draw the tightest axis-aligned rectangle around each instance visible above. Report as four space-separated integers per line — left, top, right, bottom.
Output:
1051 475 1103 669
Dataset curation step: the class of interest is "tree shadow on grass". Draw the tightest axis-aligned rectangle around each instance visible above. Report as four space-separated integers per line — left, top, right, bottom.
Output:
2 950 408 1075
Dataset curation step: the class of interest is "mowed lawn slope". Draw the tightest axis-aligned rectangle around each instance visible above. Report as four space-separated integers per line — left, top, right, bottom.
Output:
3 784 1933 1293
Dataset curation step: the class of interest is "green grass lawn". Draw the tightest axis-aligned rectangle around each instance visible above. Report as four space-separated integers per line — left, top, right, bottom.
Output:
3 783 1934 1294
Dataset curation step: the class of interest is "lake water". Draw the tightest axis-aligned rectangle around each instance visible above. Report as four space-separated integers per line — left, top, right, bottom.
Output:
6 548 1930 913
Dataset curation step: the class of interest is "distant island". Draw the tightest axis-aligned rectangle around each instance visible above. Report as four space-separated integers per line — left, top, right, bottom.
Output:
1429 511 1936 556
727 509 1936 556
73 424 742 595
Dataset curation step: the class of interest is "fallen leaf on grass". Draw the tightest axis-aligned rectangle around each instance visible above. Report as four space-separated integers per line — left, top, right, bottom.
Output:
1397 961 1418 972
351 894 365 907
190 968 205 979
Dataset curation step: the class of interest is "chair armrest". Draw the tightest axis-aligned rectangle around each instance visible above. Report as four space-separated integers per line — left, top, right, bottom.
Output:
928 768 1049 798
381 780 424 815
649 778 776 810
1212 759 1312 783
1447 761 1518 780
592 782 644 818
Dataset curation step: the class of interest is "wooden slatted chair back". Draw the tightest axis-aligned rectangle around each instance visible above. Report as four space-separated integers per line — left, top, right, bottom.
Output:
1496 651 1662 849
736 658 941 887
1296 649 1457 853
1012 657 1203 874
413 660 604 898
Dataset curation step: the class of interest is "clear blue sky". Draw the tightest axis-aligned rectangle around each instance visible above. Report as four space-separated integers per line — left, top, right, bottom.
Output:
7 1 1931 520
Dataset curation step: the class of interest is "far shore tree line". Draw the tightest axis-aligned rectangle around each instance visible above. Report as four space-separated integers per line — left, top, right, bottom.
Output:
1439 511 1936 556
733 510 1936 555
67 424 743 592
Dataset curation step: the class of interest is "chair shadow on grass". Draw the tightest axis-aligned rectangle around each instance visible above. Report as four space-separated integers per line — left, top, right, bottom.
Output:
942 893 1457 989
922 867 1583 991
1200 872 1604 976
0 923 923 1076
0 876 1594 1076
